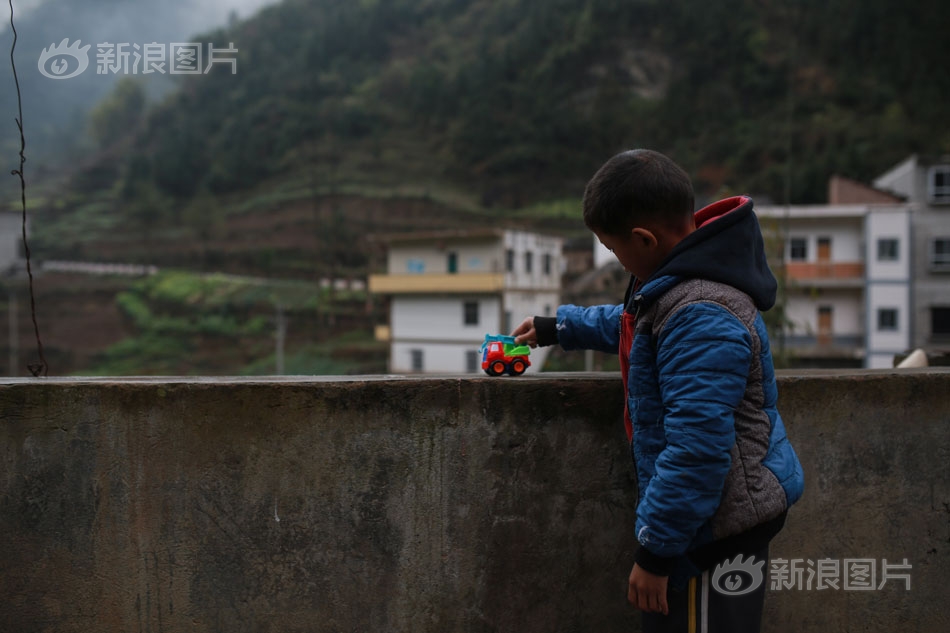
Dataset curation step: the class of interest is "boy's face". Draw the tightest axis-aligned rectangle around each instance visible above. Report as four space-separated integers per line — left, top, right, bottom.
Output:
595 228 658 281
594 231 652 280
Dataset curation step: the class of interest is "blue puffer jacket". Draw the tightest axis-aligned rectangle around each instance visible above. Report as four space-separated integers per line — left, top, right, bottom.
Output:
554 196 804 578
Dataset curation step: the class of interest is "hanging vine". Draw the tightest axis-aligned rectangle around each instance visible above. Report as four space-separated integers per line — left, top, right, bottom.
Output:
8 0 48 377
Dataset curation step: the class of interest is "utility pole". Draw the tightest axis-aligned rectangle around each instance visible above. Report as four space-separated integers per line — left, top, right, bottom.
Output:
275 303 286 375
8 288 17 377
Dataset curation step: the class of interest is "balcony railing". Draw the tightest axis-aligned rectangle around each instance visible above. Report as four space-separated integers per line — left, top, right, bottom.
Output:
781 261 865 287
368 272 505 294
783 334 864 358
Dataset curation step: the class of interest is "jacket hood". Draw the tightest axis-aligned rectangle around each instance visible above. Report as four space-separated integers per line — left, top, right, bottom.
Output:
638 196 777 311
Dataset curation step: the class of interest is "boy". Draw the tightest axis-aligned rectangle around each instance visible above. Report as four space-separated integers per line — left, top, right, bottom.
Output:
512 149 804 632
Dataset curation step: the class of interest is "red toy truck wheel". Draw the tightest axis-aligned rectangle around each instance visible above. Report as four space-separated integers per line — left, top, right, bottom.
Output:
488 360 506 376
509 359 527 376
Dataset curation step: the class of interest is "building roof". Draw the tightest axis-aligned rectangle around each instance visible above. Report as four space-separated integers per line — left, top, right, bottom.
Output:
828 175 903 204
755 204 871 219
369 228 505 243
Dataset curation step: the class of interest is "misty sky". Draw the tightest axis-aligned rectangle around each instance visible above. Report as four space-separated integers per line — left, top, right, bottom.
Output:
0 0 287 164
1 0 283 37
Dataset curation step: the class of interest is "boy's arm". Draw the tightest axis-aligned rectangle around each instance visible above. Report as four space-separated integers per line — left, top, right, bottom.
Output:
513 304 623 353
633 302 753 573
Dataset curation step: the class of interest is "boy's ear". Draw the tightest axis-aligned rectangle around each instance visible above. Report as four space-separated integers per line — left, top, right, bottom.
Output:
631 227 658 249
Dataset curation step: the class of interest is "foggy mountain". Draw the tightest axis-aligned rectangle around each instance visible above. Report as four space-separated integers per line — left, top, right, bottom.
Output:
0 0 279 170
0 0 945 378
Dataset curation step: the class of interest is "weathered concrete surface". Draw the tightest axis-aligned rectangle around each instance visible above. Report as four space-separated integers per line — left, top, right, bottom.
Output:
0 370 947 633
763 369 950 633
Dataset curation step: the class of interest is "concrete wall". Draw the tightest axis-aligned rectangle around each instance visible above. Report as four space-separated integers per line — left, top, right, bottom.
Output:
0 371 948 633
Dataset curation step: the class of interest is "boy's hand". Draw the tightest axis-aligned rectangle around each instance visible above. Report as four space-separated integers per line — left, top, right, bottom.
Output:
511 317 538 348
628 563 669 614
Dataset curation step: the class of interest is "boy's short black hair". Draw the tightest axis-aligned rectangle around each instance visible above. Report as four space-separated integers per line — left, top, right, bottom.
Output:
582 149 695 236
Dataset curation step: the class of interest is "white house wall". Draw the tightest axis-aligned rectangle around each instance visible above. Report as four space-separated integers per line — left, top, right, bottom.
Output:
503 231 562 290
388 293 554 374
785 220 863 262
502 291 559 333
392 296 501 342
388 240 503 275
390 342 481 374
873 156 922 203
865 209 911 281
910 204 950 347
380 230 563 374
784 292 862 338
866 283 911 359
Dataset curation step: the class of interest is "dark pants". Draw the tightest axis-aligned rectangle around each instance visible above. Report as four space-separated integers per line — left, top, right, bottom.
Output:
641 546 768 633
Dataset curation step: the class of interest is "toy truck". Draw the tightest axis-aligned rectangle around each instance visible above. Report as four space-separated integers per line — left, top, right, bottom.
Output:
480 334 531 376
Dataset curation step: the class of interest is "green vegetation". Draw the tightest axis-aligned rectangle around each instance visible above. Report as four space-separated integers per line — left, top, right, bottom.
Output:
34 0 950 263
88 79 147 150
81 270 380 376
8 0 947 374
240 329 385 376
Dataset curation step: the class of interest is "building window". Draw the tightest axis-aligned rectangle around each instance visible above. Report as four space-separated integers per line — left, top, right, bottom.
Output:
406 258 425 274
464 301 479 325
932 238 950 270
789 237 807 261
447 251 458 274
544 304 552 317
525 251 533 273
504 310 512 334
410 349 424 372
543 253 552 275
927 165 950 204
506 249 514 272
877 308 898 331
466 350 479 373
877 238 899 262
932 307 950 339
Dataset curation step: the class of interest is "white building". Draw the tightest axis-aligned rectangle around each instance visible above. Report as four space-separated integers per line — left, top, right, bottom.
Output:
757 202 914 369
752 156 950 368
873 155 950 354
0 212 24 273
369 229 563 374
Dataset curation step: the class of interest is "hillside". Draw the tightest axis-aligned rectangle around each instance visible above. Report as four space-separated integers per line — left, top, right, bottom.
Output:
18 0 950 276
2 0 949 375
